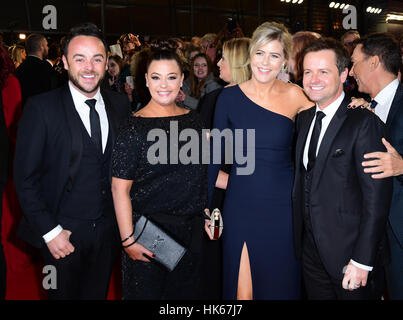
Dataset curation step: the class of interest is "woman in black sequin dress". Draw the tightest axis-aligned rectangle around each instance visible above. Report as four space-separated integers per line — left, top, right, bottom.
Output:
111 41 211 299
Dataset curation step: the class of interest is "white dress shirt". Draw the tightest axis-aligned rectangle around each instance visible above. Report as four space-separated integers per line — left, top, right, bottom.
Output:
302 91 373 271
303 92 345 169
43 82 109 243
372 78 399 124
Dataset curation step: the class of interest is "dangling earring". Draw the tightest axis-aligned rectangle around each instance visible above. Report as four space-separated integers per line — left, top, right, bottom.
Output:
281 64 286 73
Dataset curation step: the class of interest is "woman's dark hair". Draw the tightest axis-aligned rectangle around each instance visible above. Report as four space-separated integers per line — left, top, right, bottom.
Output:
108 54 124 74
146 39 185 74
0 46 15 89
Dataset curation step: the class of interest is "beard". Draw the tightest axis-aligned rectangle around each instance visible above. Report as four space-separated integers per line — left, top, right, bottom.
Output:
68 71 105 95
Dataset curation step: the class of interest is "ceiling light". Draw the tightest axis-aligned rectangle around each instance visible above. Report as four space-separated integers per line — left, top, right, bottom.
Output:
334 3 340 9
329 2 335 8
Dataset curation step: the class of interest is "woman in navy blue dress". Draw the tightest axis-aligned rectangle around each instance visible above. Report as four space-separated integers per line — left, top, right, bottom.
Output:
209 22 313 300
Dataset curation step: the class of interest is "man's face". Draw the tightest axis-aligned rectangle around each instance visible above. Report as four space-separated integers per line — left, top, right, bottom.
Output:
349 44 372 95
303 49 347 109
342 33 358 56
62 35 107 98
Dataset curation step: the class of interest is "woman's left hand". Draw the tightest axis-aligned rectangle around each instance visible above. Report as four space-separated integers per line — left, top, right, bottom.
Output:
203 209 215 240
348 97 371 111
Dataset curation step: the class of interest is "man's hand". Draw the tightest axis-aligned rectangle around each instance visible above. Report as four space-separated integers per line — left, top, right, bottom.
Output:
47 229 75 260
362 138 403 179
342 262 369 291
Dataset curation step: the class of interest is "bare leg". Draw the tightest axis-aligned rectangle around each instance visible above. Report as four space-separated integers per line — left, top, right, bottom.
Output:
237 242 253 300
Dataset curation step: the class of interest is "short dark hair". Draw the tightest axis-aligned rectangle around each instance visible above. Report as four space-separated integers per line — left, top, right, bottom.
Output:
64 22 107 57
341 30 360 43
356 33 401 76
25 33 45 55
302 37 350 74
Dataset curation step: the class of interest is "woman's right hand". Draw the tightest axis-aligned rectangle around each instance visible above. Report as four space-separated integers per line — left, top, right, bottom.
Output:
124 242 155 262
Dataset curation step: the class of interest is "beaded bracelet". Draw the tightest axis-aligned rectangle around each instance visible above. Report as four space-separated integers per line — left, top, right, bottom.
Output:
121 230 135 243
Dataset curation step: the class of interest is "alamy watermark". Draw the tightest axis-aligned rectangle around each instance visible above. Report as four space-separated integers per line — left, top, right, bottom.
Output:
146 120 256 175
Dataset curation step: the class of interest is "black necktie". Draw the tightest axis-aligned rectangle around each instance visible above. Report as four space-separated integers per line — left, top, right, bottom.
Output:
370 100 378 109
307 111 326 171
85 99 102 153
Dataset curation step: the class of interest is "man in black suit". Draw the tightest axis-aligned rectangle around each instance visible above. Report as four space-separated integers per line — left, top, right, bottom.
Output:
14 23 130 299
0 87 9 300
292 38 393 299
16 33 54 106
349 33 403 299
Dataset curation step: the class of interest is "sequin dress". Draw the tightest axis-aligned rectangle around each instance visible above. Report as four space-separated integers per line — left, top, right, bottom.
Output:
112 111 208 300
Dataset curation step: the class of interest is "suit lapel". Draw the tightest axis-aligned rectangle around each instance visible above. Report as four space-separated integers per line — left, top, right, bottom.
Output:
386 84 403 128
61 85 83 190
101 89 118 147
311 95 349 191
295 107 316 172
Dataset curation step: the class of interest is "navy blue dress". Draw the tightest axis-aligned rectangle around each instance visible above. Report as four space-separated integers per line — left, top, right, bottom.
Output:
209 85 301 299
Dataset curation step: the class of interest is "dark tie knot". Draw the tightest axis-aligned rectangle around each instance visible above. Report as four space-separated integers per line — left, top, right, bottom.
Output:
316 111 326 122
85 99 97 109
370 100 378 109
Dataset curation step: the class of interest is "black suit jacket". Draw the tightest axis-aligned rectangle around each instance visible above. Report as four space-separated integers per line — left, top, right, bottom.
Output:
292 94 393 280
385 83 403 247
14 85 130 248
15 56 55 106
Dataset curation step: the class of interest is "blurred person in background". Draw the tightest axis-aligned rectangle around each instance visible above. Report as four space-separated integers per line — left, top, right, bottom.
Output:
289 31 321 86
177 52 222 110
9 45 26 69
106 54 125 94
15 33 54 106
0 45 23 300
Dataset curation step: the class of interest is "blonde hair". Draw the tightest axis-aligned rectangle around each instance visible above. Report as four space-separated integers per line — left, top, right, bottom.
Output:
10 45 26 67
222 37 251 84
249 22 292 64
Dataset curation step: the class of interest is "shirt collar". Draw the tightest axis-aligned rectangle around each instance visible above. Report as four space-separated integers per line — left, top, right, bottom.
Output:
68 81 101 105
373 78 399 106
315 91 345 119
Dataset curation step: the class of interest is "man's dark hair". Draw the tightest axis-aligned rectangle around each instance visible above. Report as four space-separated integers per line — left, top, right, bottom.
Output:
25 33 46 55
302 37 350 74
64 22 107 57
356 33 401 76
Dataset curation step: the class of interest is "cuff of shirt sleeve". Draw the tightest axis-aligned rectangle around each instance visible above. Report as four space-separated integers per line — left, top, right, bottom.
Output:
350 259 373 271
43 225 63 243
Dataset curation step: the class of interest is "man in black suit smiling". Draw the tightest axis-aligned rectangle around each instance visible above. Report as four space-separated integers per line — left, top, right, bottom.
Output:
14 23 130 299
292 38 393 299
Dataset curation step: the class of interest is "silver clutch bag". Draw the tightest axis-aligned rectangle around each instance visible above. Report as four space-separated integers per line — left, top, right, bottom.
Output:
209 208 223 240
134 215 187 272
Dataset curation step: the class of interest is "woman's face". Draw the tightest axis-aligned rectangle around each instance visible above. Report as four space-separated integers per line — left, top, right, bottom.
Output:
193 56 208 81
107 59 120 77
21 49 27 61
146 59 184 106
250 40 285 84
217 55 231 83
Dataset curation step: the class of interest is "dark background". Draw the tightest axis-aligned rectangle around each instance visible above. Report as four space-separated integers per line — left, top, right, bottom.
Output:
1 0 402 45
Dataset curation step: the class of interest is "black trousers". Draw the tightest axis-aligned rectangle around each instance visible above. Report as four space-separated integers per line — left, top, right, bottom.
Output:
302 228 385 300
0 182 6 300
41 215 120 300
